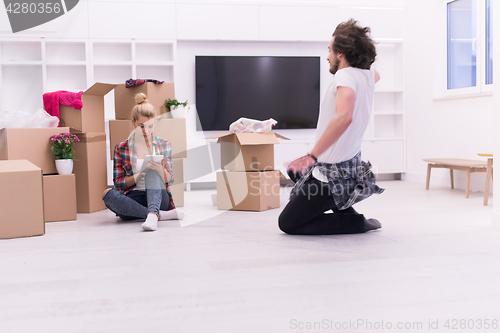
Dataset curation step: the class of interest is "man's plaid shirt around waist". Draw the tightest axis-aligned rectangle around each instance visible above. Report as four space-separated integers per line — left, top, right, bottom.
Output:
290 152 384 210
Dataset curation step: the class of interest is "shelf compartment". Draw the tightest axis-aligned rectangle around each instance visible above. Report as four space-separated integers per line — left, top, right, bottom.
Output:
373 114 404 138
372 43 404 91
136 65 174 83
1 41 42 62
94 65 132 84
45 42 86 63
374 91 404 114
46 65 87 93
361 140 404 173
93 43 132 63
136 43 174 63
1 65 43 112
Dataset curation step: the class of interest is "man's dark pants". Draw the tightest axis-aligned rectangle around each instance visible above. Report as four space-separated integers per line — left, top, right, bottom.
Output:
279 173 367 235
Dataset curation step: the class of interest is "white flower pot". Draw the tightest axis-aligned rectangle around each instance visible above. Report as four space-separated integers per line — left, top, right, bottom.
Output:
55 159 73 175
170 105 187 118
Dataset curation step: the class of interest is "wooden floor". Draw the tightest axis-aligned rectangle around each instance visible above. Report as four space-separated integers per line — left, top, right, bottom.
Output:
1 181 499 333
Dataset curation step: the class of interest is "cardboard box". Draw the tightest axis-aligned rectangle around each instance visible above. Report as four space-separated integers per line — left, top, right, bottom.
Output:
114 82 175 120
72 132 107 213
0 127 70 174
170 183 184 207
154 118 187 158
206 133 289 171
43 174 77 222
59 83 117 133
216 170 281 211
108 120 133 159
170 158 184 207
0 160 44 239
108 118 187 159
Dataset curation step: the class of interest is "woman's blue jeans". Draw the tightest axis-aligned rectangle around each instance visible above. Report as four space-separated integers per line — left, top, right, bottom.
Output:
103 170 170 220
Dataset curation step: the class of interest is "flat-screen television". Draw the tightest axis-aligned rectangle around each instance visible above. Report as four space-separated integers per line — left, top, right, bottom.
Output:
195 56 320 131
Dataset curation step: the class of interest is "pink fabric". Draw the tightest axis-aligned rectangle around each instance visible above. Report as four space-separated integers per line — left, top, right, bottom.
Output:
43 90 83 127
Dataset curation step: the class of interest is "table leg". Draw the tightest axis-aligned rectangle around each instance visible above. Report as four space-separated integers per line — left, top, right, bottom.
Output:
465 168 471 198
426 164 432 190
450 169 454 189
484 158 493 206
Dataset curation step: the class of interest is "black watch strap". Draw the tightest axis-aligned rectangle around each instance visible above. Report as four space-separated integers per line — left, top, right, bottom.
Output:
307 153 318 163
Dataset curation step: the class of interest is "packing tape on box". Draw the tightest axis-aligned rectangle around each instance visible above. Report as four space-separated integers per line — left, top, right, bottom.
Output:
74 133 106 143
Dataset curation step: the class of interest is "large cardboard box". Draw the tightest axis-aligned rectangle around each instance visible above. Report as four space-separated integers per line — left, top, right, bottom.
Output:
43 174 77 222
206 133 289 171
108 120 133 159
72 132 107 213
0 160 44 239
108 118 187 159
170 183 184 207
114 82 175 120
59 83 117 133
154 118 187 158
0 127 70 174
170 158 184 207
216 170 281 211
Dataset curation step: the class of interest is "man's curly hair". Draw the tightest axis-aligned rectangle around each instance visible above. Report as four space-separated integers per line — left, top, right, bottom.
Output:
332 19 377 69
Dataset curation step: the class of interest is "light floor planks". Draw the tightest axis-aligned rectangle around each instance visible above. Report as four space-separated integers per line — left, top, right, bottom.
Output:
1 181 499 333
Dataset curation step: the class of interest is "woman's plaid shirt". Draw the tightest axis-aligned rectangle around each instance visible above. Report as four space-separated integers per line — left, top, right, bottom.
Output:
113 133 175 210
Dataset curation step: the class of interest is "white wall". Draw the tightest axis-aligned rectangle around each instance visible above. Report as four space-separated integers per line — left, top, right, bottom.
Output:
492 0 500 226
404 0 495 193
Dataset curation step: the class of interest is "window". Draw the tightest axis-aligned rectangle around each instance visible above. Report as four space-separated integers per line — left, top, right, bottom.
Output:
446 0 493 93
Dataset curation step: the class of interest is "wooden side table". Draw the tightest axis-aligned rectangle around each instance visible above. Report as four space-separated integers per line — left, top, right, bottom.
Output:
423 158 489 201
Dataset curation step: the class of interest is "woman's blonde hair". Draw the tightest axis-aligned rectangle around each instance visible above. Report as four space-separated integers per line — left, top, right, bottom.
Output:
131 93 157 122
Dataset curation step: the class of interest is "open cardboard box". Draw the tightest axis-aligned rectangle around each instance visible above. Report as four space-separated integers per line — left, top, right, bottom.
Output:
206 132 289 171
59 83 117 133
216 170 283 211
0 160 44 239
0 127 70 174
114 82 175 120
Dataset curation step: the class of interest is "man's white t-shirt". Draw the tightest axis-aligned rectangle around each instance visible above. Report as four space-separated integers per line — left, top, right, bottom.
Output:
312 67 375 182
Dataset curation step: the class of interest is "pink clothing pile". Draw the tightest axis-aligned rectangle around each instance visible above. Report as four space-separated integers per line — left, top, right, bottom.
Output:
43 90 84 126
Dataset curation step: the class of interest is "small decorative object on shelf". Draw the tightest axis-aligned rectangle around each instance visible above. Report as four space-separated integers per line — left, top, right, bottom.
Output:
163 98 190 118
49 132 80 175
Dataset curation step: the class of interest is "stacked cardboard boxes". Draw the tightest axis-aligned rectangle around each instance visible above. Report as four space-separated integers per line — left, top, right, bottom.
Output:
207 133 289 211
0 126 79 222
109 83 186 207
60 82 117 213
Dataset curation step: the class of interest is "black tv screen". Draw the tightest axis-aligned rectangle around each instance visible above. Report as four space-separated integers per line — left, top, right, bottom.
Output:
195 56 320 131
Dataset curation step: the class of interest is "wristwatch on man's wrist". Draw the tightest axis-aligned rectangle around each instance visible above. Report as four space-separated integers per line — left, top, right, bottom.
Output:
307 153 318 163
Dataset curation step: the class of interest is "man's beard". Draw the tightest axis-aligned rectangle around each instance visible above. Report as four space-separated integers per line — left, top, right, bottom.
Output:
329 57 340 74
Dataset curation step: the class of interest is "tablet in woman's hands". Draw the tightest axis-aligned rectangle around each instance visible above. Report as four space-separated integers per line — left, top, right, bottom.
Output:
139 155 163 173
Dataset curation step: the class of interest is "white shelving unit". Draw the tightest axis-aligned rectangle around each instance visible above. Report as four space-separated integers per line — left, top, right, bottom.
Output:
0 38 176 117
363 40 406 174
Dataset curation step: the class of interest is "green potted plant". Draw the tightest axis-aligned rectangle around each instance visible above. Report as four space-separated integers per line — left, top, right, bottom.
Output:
164 98 190 118
49 132 79 175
